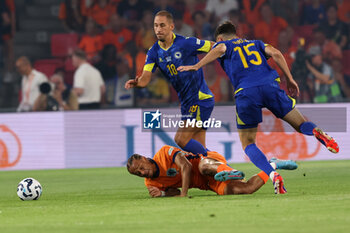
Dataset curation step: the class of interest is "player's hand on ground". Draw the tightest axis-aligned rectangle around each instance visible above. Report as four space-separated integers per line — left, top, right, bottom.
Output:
177 65 198 72
148 186 162 197
125 78 139 89
286 79 300 97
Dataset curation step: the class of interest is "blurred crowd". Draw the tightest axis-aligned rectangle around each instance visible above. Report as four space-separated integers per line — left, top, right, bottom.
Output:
1 0 350 112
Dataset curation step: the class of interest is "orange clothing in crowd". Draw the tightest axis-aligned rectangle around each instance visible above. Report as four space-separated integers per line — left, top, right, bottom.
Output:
242 0 266 25
102 28 133 52
135 29 156 50
236 22 251 38
87 3 116 26
144 145 231 195
5 0 15 12
337 0 350 23
59 0 87 20
207 76 228 102
135 51 147 77
122 51 146 76
79 35 103 59
254 17 288 47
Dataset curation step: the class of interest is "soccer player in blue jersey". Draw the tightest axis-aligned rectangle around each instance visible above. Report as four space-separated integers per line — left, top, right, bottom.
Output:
125 11 215 157
178 21 339 194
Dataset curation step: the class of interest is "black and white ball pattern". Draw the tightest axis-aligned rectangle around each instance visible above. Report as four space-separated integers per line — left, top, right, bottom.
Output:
17 178 42 201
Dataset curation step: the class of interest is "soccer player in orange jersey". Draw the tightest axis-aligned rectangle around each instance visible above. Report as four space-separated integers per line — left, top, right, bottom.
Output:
127 145 297 197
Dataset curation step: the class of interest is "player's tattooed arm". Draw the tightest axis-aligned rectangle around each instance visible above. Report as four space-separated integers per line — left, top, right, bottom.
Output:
177 43 227 72
125 70 152 89
174 152 192 197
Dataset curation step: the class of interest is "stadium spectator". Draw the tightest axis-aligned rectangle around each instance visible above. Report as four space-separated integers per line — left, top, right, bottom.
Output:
153 0 177 15
306 46 342 103
192 11 214 40
16 56 48 112
228 9 251 39
0 1 10 76
182 0 206 26
95 44 118 81
241 0 266 25
3 0 15 78
134 48 147 77
58 0 87 32
135 10 157 50
33 73 79 111
173 11 194 37
336 0 350 23
291 38 313 103
309 27 342 62
117 0 153 29
269 28 297 88
300 0 326 25
204 63 229 103
72 49 106 109
205 0 239 23
114 58 134 107
136 72 170 106
322 4 349 50
254 3 288 47
332 58 350 99
87 0 116 28
269 0 299 26
78 18 103 61
95 44 118 104
102 14 133 52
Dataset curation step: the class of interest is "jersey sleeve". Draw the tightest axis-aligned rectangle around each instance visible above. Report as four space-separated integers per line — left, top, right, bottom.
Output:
156 145 182 164
143 47 158 73
186 37 212 54
255 40 270 59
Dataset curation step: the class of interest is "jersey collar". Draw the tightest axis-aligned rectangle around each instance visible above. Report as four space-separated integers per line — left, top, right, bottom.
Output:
149 158 160 178
158 33 176 51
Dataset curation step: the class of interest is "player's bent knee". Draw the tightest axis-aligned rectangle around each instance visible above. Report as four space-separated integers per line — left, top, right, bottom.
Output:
174 134 187 148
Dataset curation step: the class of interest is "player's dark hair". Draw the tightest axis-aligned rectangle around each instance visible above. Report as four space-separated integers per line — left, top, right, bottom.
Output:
155 10 173 23
72 49 87 60
214 21 237 39
126 154 142 172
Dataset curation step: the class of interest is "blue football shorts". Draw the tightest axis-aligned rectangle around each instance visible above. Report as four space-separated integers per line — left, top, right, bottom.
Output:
234 81 295 129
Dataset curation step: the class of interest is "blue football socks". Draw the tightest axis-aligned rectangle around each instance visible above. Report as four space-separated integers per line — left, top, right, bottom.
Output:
245 143 275 176
300 121 317 136
182 139 207 156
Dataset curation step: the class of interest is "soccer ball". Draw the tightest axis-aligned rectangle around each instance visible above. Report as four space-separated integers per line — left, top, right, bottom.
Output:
17 178 42 201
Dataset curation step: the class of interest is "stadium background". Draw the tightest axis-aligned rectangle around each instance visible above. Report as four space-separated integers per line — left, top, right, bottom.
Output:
0 0 349 170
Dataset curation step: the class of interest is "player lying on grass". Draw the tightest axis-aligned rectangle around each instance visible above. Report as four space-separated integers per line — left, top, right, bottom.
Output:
126 145 297 197
177 21 339 194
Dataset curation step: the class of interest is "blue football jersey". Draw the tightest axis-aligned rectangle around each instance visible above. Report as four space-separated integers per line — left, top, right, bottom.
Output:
215 38 279 90
144 34 214 108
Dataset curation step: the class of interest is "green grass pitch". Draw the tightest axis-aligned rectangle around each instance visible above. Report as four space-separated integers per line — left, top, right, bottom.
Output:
1 160 350 233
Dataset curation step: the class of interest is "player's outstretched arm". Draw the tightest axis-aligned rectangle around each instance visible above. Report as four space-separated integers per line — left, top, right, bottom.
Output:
265 45 300 97
147 186 181 198
177 43 227 72
174 152 192 197
124 70 152 89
